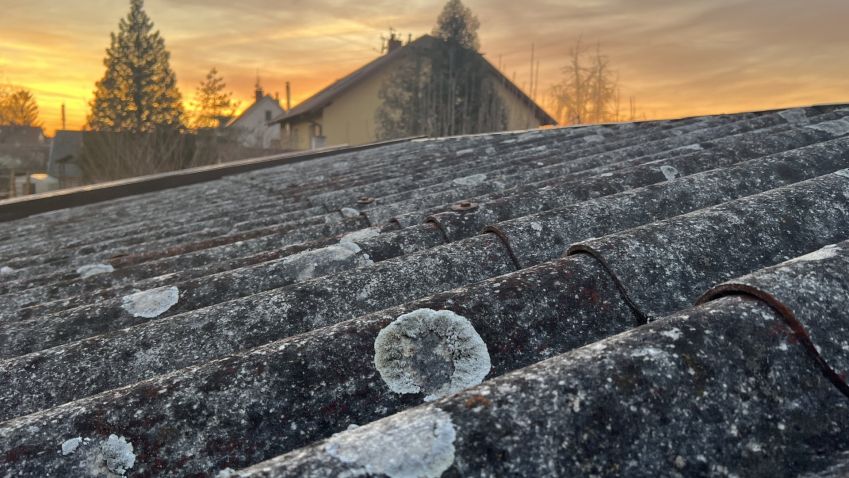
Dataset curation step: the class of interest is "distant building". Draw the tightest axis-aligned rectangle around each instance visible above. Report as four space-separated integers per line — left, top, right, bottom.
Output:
0 125 48 172
271 34 556 150
47 130 85 189
226 84 285 149
0 125 50 198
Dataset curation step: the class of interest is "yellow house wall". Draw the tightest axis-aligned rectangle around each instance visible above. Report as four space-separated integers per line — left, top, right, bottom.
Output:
492 80 549 131
284 118 318 151
282 63 551 150
320 67 392 147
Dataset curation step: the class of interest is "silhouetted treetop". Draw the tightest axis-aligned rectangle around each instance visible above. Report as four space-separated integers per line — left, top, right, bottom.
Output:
433 0 481 50
87 0 184 132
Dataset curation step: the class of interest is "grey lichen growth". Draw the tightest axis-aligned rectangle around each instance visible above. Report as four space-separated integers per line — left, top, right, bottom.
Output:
339 227 380 244
660 165 680 181
283 242 374 281
806 117 849 136
324 406 456 478
61 437 82 455
101 434 136 475
452 173 487 187
374 308 491 401
778 108 809 125
781 243 840 265
121 286 180 318
76 263 115 278
340 207 361 218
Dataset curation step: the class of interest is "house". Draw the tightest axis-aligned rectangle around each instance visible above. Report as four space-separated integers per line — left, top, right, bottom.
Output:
226 84 285 149
0 125 49 198
272 35 557 150
47 130 85 189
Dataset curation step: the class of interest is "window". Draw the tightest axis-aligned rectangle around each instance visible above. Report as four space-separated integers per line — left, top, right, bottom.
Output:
265 110 272 122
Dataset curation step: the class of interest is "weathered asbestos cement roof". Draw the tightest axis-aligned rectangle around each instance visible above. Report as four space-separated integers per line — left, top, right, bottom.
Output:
2 104 849 477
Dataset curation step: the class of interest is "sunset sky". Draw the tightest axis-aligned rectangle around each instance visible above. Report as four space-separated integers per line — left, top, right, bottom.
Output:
2 0 848 135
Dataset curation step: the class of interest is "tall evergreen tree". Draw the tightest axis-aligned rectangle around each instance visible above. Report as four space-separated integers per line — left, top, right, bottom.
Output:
87 0 184 132
376 0 506 140
433 0 480 50
191 67 238 129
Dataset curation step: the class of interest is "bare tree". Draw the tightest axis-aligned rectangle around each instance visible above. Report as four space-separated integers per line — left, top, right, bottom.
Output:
0 86 42 127
549 39 624 125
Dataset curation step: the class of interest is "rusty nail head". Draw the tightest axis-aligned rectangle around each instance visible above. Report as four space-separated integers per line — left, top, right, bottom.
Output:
357 196 375 204
451 201 478 212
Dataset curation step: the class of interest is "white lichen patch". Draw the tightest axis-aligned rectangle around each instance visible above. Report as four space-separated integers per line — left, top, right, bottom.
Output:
61 437 82 455
121 286 180 318
101 434 136 475
660 165 680 181
778 108 808 125
806 118 849 136
324 406 456 478
659 328 682 341
630 347 668 359
374 308 491 401
583 134 605 143
676 144 703 152
340 227 380 244
835 169 849 179
781 243 841 265
452 173 487 187
76 263 115 278
284 243 374 281
0 266 15 275
340 207 361 218
530 222 543 232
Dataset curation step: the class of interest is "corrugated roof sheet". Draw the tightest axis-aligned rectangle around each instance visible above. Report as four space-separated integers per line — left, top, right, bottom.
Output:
2 104 849 477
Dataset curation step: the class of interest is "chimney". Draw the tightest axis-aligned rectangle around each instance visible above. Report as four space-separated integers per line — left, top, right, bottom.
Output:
285 81 291 111
386 33 402 54
255 74 263 102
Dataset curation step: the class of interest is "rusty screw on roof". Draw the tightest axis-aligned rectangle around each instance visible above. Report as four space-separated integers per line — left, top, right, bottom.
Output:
357 196 375 205
451 201 478 212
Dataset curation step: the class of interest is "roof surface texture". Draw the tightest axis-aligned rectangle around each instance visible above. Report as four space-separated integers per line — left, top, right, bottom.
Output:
2 105 849 477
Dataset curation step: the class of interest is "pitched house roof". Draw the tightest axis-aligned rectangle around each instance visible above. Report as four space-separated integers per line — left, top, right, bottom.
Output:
2 104 849 476
47 130 84 178
226 94 284 128
271 35 557 126
0 125 48 171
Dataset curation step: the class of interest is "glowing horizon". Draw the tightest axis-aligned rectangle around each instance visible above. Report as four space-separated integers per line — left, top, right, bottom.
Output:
2 0 847 136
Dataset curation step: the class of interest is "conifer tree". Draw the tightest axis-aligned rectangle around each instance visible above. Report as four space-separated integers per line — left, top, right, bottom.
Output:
191 68 238 129
87 0 184 132
433 0 480 50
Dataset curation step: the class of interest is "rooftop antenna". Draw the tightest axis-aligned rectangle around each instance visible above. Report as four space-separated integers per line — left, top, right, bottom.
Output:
254 70 263 102
61 103 66 130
